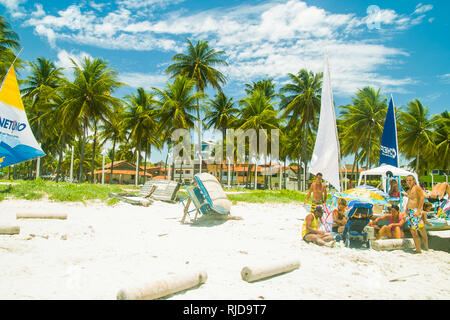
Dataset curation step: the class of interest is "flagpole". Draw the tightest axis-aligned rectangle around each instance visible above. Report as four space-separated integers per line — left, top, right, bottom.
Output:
391 94 400 168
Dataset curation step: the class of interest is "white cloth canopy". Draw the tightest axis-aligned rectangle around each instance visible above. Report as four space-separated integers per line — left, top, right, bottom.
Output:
357 164 419 193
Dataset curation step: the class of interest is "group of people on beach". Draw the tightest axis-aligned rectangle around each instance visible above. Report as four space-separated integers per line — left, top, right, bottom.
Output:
302 172 449 254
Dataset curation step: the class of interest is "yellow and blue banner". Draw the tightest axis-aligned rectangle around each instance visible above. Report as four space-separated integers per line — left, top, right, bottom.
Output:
0 67 45 168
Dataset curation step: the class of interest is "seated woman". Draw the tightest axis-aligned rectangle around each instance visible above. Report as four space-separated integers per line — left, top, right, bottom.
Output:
332 198 347 233
389 179 400 198
369 205 405 239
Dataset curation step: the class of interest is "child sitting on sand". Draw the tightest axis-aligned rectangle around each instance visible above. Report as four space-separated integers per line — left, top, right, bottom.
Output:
332 198 347 233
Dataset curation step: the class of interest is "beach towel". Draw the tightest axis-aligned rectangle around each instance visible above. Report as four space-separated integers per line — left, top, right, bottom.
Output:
320 203 333 233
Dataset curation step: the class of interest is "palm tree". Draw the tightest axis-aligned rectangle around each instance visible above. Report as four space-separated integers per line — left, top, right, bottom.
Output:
60 57 122 183
99 104 126 183
245 79 276 100
22 58 63 140
123 87 160 184
204 91 239 183
0 15 22 78
279 69 322 189
166 39 228 174
432 111 450 171
238 89 280 188
339 87 387 169
398 99 438 174
153 75 203 173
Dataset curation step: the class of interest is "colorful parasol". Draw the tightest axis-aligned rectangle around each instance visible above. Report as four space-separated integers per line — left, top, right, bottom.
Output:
334 186 390 206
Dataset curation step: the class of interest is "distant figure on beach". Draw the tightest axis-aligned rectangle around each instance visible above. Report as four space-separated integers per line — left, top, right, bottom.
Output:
405 175 430 253
424 182 450 200
332 198 347 233
389 179 400 198
304 172 327 213
369 205 405 239
302 206 335 247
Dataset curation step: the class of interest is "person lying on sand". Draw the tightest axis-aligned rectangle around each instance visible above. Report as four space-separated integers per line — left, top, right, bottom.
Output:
304 172 327 213
369 205 405 239
302 206 335 247
424 182 450 200
332 198 347 233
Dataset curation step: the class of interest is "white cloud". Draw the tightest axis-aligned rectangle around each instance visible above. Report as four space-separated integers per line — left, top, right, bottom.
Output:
414 3 433 15
119 72 168 89
55 49 93 80
439 74 450 84
0 0 27 18
21 0 429 96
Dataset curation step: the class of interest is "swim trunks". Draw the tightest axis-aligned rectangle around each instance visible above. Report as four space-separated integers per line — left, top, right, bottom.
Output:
406 209 424 231
311 200 324 213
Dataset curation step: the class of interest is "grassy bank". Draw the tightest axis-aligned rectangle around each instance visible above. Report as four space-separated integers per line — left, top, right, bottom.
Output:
0 179 127 204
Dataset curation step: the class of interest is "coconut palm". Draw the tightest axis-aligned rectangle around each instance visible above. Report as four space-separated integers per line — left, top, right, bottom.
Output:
279 69 322 189
204 91 239 183
339 87 387 169
123 87 160 184
22 58 63 140
0 15 22 78
432 111 450 171
238 88 280 188
153 75 203 171
398 99 438 174
60 57 122 183
99 104 127 183
166 39 228 173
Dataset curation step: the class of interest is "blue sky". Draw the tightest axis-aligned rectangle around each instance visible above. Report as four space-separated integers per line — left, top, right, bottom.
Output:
1 0 449 164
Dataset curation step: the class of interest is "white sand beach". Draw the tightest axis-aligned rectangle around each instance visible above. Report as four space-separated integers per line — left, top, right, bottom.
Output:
0 199 449 300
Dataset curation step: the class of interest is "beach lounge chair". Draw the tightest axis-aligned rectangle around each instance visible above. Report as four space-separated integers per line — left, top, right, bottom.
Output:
342 201 373 248
109 180 180 206
181 173 232 223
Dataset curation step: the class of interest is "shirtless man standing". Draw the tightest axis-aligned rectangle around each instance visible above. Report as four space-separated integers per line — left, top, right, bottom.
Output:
405 175 429 253
304 173 327 213
425 182 450 200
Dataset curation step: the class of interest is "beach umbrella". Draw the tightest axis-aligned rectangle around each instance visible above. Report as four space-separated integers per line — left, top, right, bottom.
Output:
334 187 390 206
354 185 389 199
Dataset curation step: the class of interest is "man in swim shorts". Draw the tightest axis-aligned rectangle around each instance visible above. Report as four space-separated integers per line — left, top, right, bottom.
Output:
304 173 327 213
405 175 428 253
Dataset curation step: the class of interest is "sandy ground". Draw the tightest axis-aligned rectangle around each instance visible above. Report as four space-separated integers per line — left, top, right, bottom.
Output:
0 199 449 300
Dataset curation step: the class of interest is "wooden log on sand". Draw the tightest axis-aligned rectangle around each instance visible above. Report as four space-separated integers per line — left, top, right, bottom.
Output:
241 259 300 282
0 224 20 235
117 271 208 300
16 212 68 220
371 238 415 251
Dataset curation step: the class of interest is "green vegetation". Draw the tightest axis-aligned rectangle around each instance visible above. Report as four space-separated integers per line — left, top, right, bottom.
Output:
0 179 125 203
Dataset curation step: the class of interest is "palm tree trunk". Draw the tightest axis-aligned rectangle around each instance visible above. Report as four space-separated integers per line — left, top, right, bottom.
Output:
79 122 87 183
110 137 116 184
416 147 420 174
297 158 301 191
144 142 148 183
283 158 287 189
179 161 183 183
56 146 64 183
220 127 226 185
90 123 97 183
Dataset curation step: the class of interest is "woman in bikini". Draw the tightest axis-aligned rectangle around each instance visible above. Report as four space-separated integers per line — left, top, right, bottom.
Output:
369 204 405 239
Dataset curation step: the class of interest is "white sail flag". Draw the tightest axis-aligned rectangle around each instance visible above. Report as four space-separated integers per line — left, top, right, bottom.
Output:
0 67 45 168
309 54 341 191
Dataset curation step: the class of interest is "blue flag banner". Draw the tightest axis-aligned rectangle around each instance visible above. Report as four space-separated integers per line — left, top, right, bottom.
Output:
379 97 399 167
